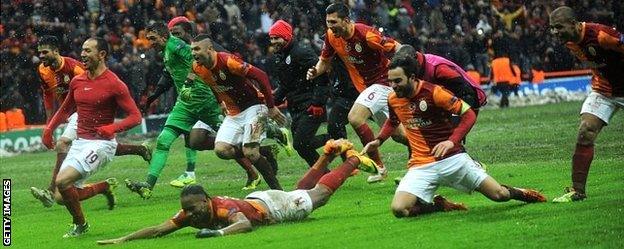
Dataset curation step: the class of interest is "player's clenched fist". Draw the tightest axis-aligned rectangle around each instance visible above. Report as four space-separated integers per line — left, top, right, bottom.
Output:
42 127 55 149
306 67 319 80
195 228 224 238
96 125 116 139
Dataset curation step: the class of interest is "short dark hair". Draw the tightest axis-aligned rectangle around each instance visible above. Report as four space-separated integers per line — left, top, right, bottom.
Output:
395 44 417 59
181 184 210 198
389 55 417 78
174 21 194 36
146 22 169 38
326 3 350 19
90 37 110 57
193 33 212 43
38 35 59 50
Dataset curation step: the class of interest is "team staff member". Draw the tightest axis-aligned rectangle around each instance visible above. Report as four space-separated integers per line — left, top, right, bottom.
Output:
549 6 624 202
269 20 331 167
490 53 516 108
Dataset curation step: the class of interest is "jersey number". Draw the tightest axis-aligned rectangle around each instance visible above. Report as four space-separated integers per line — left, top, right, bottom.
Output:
86 150 99 164
368 92 376 100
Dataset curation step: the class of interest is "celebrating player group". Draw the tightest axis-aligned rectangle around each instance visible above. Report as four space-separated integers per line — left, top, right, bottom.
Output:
26 3 621 242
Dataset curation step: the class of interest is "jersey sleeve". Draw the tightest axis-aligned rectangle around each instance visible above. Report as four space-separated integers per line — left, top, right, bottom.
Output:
432 86 463 115
38 65 56 112
320 31 336 61
226 55 251 77
434 64 463 80
365 28 398 53
170 209 191 228
597 29 624 55
72 65 85 77
111 78 142 132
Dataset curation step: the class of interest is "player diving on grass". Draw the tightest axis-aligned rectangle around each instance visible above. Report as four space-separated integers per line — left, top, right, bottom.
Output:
30 35 151 208
361 55 546 218
41 37 142 237
96 139 376 244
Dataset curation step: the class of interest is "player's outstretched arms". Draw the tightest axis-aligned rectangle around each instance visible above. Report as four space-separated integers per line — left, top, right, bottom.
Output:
307 59 330 80
196 212 252 239
96 220 179 245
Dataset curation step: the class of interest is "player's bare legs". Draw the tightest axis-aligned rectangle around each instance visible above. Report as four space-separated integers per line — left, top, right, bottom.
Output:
554 113 605 202
30 137 71 208
348 104 387 182
477 176 546 203
242 143 282 190
115 143 152 163
189 129 260 189
391 191 467 218
215 142 281 190
303 139 379 210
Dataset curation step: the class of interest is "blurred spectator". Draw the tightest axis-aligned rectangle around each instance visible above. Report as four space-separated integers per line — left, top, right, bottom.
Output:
1 0 622 124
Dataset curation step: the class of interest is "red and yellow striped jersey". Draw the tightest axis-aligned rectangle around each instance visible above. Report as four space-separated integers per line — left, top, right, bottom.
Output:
320 23 398 92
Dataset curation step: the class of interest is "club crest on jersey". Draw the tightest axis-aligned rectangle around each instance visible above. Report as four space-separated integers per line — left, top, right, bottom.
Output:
219 70 227 80
355 43 362 53
63 75 71 84
587 46 596 56
419 100 428 111
285 55 291 65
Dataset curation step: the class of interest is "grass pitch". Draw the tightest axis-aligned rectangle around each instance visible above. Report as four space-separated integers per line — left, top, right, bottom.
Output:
3 101 623 248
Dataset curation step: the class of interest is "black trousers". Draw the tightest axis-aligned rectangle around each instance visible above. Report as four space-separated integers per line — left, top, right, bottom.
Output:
327 97 355 140
493 83 511 108
291 111 330 167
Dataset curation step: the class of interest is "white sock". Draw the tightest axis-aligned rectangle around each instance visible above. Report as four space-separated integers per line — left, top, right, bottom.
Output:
185 171 195 178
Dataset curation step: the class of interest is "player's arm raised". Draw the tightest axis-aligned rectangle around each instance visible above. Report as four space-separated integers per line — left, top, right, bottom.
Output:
196 212 252 238
96 220 180 245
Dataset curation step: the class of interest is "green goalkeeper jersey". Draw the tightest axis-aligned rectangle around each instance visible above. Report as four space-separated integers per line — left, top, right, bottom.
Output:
163 36 217 110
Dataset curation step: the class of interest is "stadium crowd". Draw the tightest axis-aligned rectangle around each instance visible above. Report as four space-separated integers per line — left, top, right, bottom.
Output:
1 0 622 125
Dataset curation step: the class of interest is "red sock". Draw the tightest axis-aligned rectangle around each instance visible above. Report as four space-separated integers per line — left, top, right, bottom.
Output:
318 157 359 192
77 181 109 201
355 124 384 168
115 144 146 156
236 158 258 180
572 143 594 193
407 202 442 216
59 186 86 225
49 152 67 191
296 168 328 190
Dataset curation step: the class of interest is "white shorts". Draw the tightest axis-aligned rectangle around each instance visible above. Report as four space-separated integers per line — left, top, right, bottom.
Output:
192 121 217 133
60 138 118 187
580 91 624 124
246 189 313 223
60 113 79 140
396 153 488 203
354 84 392 125
215 104 267 146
